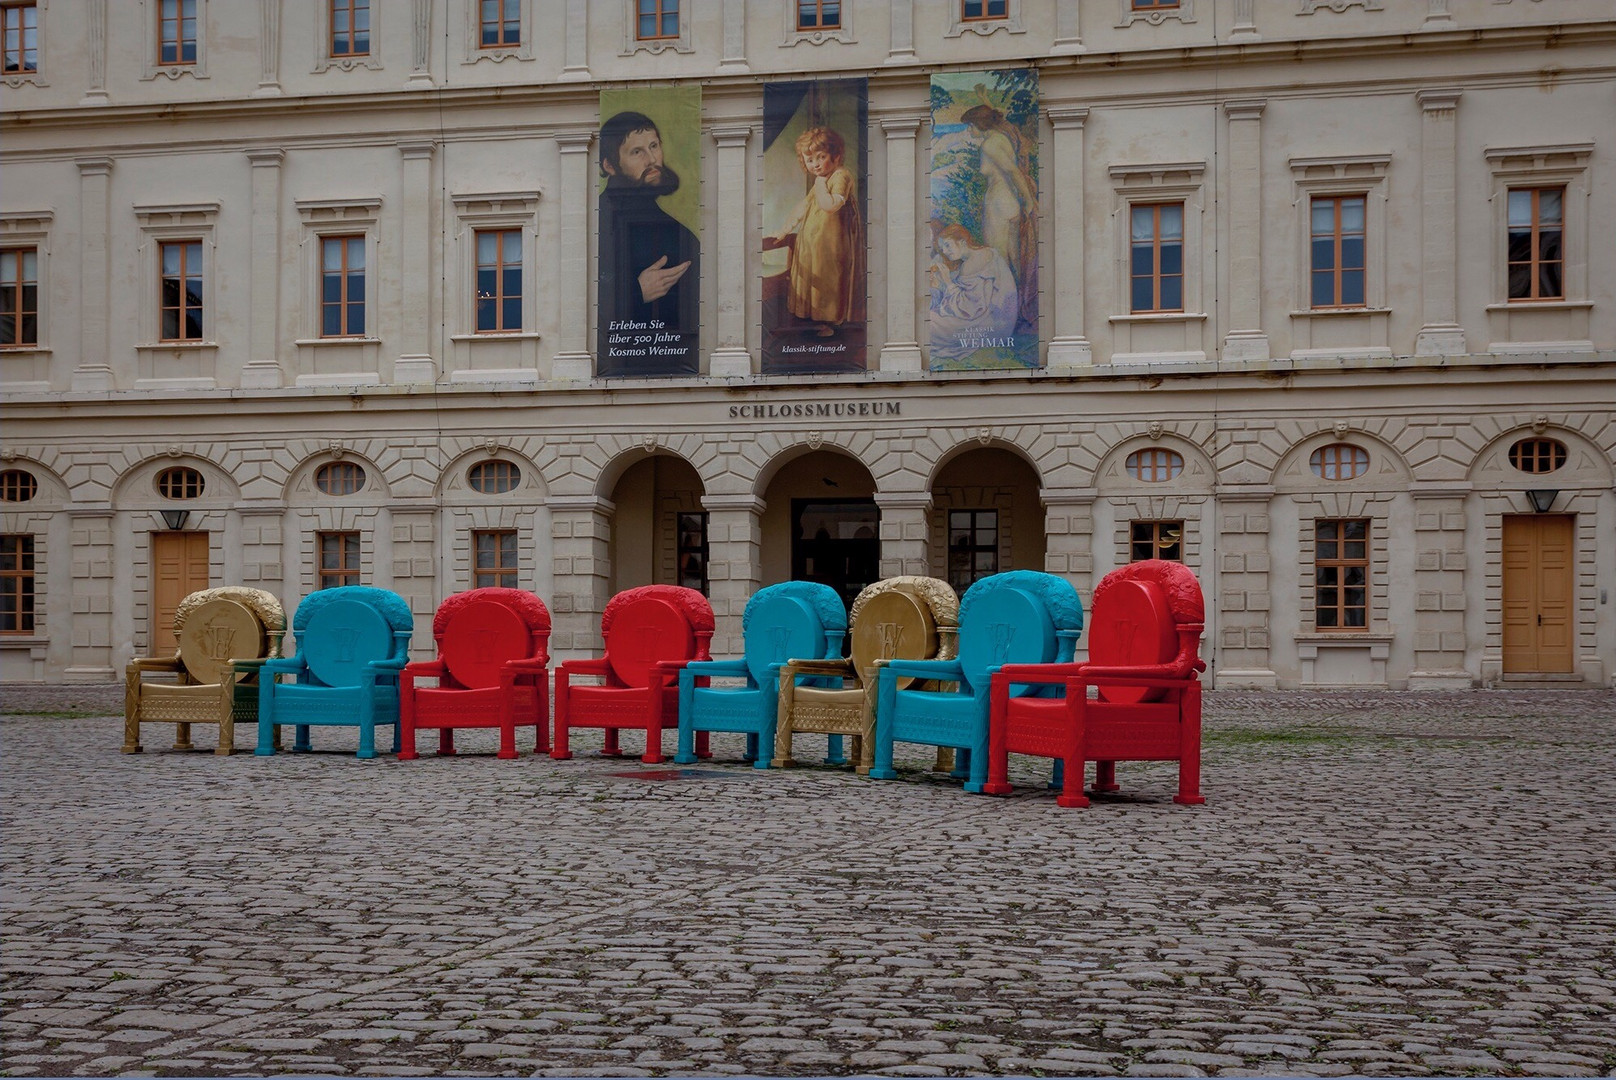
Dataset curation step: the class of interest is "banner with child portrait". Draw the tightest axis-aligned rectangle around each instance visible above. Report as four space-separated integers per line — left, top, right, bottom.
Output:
597 86 702 377
761 78 868 375
928 69 1040 371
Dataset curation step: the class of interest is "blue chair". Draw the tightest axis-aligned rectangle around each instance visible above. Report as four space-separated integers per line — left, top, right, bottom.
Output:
870 571 1083 792
675 582 847 768
256 586 414 759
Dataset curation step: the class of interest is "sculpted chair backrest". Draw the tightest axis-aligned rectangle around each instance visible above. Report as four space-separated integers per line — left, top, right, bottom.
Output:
431 587 551 690
173 586 285 680
292 585 415 688
957 571 1084 692
848 576 958 680
601 585 715 688
1088 560 1206 704
742 582 846 684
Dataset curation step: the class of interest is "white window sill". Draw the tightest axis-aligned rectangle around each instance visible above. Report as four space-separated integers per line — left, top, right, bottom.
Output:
0 345 49 354
1108 312 1209 324
1288 307 1392 319
450 332 541 343
1484 300 1593 312
295 337 382 347
137 341 217 350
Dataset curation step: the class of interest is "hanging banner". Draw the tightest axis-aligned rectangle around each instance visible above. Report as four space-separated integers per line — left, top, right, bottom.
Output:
597 86 702 377
761 78 868 375
927 69 1040 371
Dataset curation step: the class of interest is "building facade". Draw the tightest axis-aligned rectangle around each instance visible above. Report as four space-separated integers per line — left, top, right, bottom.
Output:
2 0 1613 688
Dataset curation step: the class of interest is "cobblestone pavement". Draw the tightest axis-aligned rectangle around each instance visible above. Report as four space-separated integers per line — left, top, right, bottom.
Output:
3 689 1613 1078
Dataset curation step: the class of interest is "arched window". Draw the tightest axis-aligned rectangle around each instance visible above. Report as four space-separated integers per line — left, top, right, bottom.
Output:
1125 448 1184 482
0 470 38 502
468 460 521 494
1508 438 1567 475
1310 444 1369 481
315 461 367 495
156 466 205 499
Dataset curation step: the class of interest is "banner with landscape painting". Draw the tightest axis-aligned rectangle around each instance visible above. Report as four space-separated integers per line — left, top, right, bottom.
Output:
928 69 1040 371
761 78 868 374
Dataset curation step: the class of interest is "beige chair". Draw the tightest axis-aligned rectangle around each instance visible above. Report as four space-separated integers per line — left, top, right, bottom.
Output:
773 576 958 774
123 587 286 755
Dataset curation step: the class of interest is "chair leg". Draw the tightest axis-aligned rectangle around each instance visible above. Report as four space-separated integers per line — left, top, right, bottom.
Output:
603 728 624 757
1057 723 1089 808
255 716 276 756
122 702 142 755
950 746 970 782
983 718 1012 796
674 718 698 765
217 712 234 756
497 721 518 760
696 730 711 760
1174 685 1205 805
357 720 377 760
934 746 956 774
551 715 572 760
1092 760 1119 793
174 721 194 752
753 719 776 770
641 723 664 765
771 720 795 769
868 723 897 781
742 732 758 764
438 728 456 756
294 724 312 752
824 734 846 767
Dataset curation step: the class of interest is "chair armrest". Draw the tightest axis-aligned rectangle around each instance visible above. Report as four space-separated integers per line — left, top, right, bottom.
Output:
263 656 305 676
1069 673 1196 692
403 659 447 678
128 657 184 674
994 662 1083 687
558 657 610 676
367 656 410 673
682 658 748 678
783 658 854 678
504 656 550 674
883 657 963 681
231 657 271 672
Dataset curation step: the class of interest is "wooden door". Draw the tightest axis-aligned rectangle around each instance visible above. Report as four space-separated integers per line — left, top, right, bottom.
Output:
152 531 209 655
1502 515 1575 673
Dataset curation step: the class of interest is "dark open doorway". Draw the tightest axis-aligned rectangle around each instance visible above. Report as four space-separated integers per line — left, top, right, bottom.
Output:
792 499 880 610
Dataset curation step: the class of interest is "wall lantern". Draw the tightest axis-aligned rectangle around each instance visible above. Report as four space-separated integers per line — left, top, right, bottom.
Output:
159 509 191 531
1524 489 1560 514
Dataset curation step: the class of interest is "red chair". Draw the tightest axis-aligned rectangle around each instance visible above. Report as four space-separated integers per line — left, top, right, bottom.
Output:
986 560 1206 808
552 585 714 764
399 588 551 760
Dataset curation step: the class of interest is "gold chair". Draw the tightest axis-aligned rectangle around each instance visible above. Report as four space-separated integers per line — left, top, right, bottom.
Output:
773 576 958 774
123 587 286 756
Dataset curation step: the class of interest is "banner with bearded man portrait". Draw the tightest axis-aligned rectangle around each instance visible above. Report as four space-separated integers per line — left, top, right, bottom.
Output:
597 87 702 377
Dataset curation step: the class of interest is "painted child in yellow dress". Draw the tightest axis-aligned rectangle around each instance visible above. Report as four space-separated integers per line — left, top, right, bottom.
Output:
769 126 863 337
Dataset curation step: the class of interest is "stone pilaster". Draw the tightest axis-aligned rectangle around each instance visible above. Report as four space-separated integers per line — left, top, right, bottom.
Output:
1052 0 1084 53
236 505 284 598
396 141 438 384
879 116 924 373
1040 488 1095 604
72 157 115 392
1408 487 1474 687
702 494 764 656
709 127 753 377
1222 100 1269 362
254 0 282 96
1214 489 1279 688
1045 108 1092 371
875 492 932 578
1415 89 1466 356
717 0 748 73
886 0 915 63
547 494 614 654
390 503 439 659
559 0 591 81
551 131 595 381
65 508 116 681
80 0 108 105
243 149 285 388
1229 0 1260 41
407 0 434 88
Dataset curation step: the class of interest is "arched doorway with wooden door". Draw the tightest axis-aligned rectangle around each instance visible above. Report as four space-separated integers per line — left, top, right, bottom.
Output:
759 449 878 611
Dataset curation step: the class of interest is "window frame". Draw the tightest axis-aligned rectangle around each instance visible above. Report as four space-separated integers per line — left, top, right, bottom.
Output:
2 1 39 77
1484 143 1591 311
1505 186 1565 303
143 0 207 80
675 511 709 595
796 0 841 31
1118 0 1194 26
1 244 39 349
0 533 34 635
156 466 206 500
314 461 366 496
329 0 369 57
1313 518 1369 633
468 459 522 495
478 0 520 48
0 469 38 502
158 239 205 344
1310 443 1370 482
946 0 1023 36
1130 520 1185 563
451 192 540 343
317 530 362 590
1508 438 1567 476
135 203 218 356
319 234 367 339
472 528 519 589
1108 162 1207 354
295 199 381 348
1125 447 1185 483
947 509 1000 595
634 0 680 41
1309 193 1368 310
1129 202 1186 315
473 228 523 335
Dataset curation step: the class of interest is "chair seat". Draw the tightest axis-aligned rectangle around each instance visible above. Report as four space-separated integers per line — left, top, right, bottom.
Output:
269 683 398 725
410 686 541 728
785 686 867 735
1001 696 1069 757
566 684 674 727
687 686 767 732
136 682 226 724
1080 700 1184 760
890 692 978 746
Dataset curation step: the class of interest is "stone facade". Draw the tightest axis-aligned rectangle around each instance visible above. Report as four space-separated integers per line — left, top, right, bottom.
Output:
2 1 1613 688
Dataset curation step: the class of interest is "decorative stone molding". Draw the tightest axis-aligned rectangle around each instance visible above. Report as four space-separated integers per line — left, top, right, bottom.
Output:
946 0 1024 37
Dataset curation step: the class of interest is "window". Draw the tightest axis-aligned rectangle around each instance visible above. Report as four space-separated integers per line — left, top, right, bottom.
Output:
1310 195 1366 308
796 0 840 30
636 0 678 40
0 534 33 634
314 461 366 495
1315 519 1368 631
1310 443 1369 481
1132 0 1178 8
1507 187 1564 302
1130 203 1184 313
479 0 518 47
158 0 197 65
1125 447 1184 482
1 246 37 347
159 240 204 342
474 229 522 333
1509 438 1567 475
1131 521 1183 562
948 510 999 594
330 0 369 57
677 512 708 595
320 235 365 337
318 531 361 589
0 469 37 502
3 2 37 74
468 460 520 494
472 529 517 589
961 0 1007 19
156 466 204 500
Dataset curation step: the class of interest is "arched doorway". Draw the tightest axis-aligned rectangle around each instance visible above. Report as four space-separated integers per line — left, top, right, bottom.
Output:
608 455 707 595
760 450 878 608
929 447 1045 594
